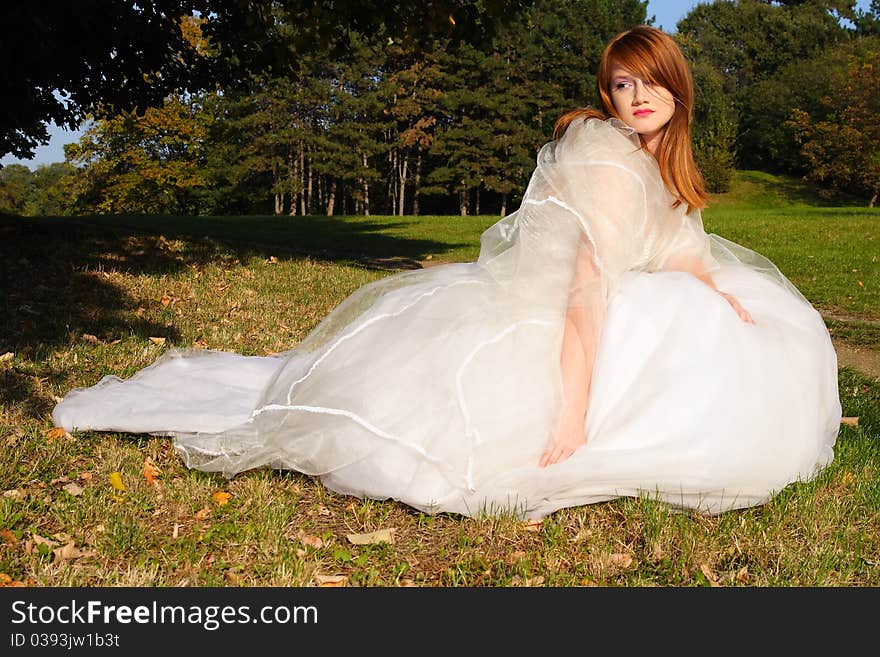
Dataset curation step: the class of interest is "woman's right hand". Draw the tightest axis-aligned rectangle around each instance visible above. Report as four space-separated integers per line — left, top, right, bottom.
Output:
718 290 755 324
539 416 587 468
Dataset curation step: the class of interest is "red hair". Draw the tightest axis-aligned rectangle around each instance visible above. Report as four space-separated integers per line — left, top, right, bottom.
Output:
553 26 708 211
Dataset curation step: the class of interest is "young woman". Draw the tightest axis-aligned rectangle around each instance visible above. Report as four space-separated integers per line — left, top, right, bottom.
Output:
54 26 841 520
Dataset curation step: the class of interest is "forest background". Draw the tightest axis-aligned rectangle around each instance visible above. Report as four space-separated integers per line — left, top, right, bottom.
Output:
1 0 878 219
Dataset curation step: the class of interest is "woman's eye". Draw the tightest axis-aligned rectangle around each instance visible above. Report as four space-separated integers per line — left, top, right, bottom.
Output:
613 81 632 90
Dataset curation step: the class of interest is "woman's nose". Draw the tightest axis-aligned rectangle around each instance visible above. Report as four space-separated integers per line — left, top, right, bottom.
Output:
632 80 647 105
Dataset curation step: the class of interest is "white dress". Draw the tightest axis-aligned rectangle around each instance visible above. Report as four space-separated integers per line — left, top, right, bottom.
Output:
53 118 841 519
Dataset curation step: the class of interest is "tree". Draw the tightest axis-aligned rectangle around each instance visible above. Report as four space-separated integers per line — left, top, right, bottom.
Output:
0 165 34 215
689 56 738 192
789 38 880 205
677 0 857 172
26 164 79 216
1 2 211 160
66 97 213 215
3 1 531 162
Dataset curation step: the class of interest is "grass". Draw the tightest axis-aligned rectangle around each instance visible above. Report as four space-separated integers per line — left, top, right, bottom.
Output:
1 170 878 587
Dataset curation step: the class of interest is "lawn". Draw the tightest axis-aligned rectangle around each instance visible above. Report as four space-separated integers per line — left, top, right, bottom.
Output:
0 170 878 587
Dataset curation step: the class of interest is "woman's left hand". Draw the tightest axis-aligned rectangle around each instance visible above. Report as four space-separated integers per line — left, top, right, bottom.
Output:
718 290 755 324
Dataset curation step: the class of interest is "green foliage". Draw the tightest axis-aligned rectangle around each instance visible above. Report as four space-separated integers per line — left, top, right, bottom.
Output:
0 163 78 216
678 0 878 203
787 37 880 204
2 3 211 160
65 98 214 215
690 57 737 193
0 165 34 215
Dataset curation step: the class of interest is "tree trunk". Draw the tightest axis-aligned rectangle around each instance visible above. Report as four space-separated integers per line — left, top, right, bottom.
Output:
326 179 336 216
299 141 306 216
500 192 507 217
412 154 422 215
274 192 283 216
287 151 299 217
362 151 371 216
389 147 398 215
870 192 877 208
475 186 481 215
459 185 467 216
306 145 313 215
398 154 408 216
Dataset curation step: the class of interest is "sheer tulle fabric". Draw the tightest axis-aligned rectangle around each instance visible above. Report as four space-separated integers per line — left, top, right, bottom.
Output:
53 118 841 519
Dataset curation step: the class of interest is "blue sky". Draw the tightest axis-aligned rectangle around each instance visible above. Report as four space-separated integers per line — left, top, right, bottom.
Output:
2 0 871 169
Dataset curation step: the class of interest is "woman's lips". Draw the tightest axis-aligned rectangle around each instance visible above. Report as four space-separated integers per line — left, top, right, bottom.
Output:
633 109 654 117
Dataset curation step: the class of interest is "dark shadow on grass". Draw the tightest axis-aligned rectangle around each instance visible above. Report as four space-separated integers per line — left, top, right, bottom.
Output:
66 213 466 272
734 171 872 208
0 212 464 417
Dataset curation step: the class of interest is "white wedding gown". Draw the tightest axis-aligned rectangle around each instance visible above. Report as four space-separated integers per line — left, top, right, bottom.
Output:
53 118 841 519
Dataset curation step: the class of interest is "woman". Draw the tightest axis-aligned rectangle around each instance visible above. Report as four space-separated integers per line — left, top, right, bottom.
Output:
53 26 841 520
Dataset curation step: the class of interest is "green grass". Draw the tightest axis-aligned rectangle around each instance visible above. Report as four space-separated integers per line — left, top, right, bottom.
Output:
1 169 878 587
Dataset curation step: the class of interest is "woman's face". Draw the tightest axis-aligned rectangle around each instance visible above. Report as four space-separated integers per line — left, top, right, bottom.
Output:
609 64 676 150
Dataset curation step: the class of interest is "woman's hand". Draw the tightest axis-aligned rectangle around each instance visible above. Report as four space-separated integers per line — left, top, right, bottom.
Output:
540 415 586 467
718 290 755 324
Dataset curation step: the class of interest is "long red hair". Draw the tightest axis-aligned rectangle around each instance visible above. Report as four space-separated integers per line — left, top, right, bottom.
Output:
553 26 708 211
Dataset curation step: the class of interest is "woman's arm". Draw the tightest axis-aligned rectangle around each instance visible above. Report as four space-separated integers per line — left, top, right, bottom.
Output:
664 253 754 324
540 238 604 467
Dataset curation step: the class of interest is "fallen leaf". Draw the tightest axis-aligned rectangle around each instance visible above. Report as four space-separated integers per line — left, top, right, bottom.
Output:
523 518 543 532
81 334 100 344
608 553 634 570
192 339 208 349
297 531 325 549
398 579 417 587
148 336 166 346
143 458 160 487
736 566 749 583
0 573 32 587
78 472 93 481
108 471 125 492
522 576 545 587
841 416 859 427
314 574 348 587
0 529 17 544
0 352 13 362
45 427 69 440
268 256 279 263
211 491 231 506
346 528 396 545
172 523 180 539
30 533 59 549
700 563 721 587
159 295 173 307
2 489 22 499
62 483 83 497
53 542 94 562
506 550 527 565
194 507 211 520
